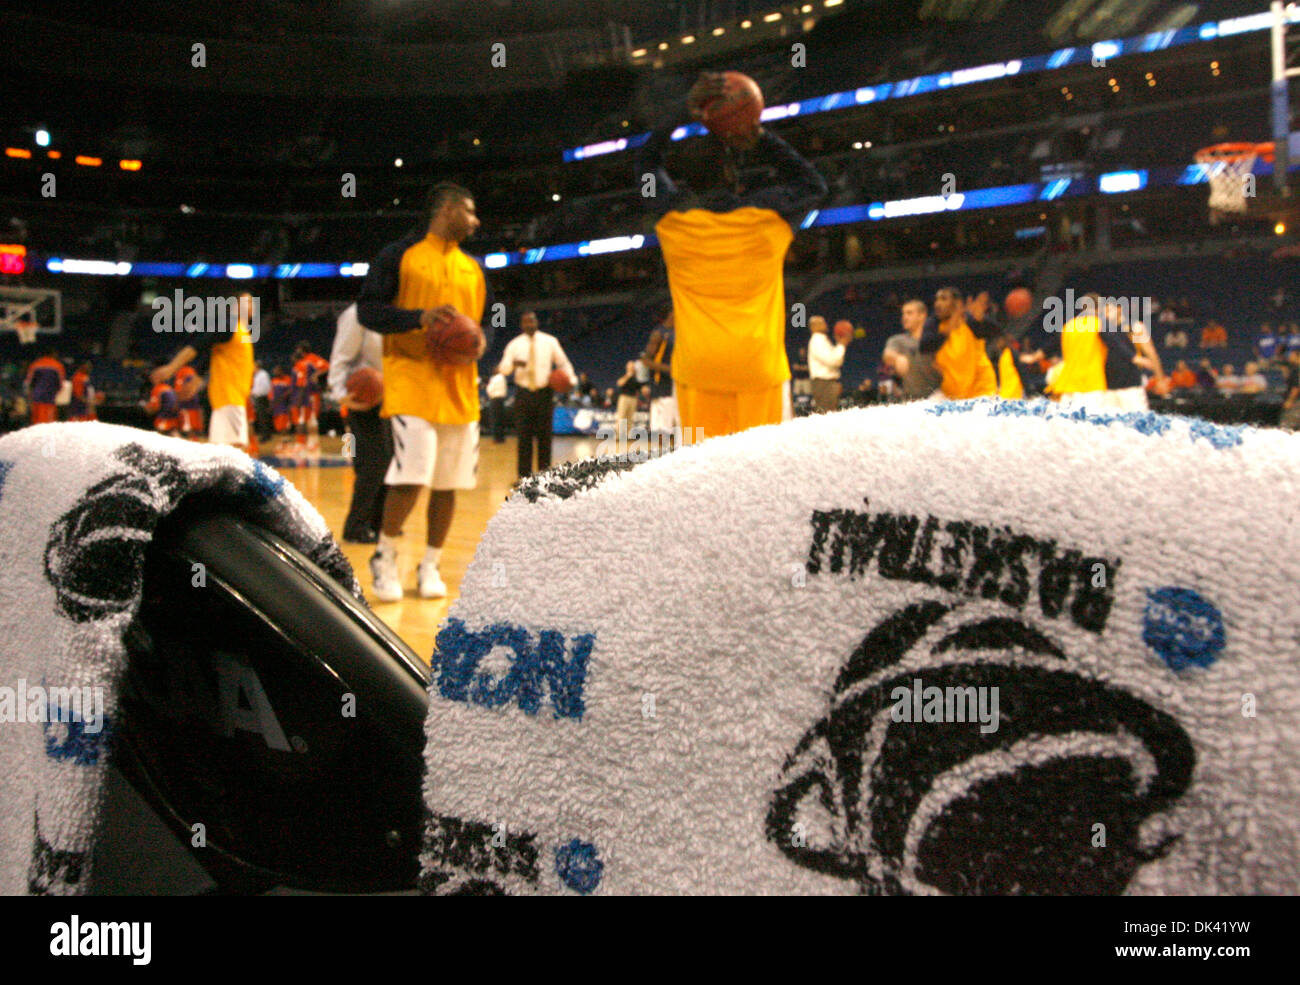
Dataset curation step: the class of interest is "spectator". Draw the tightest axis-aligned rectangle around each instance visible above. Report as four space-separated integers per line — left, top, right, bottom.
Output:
1163 325 1188 349
1255 324 1280 365
1195 358 1218 391
575 372 598 406
1281 350 1300 430
1287 324 1300 356
1238 361 1268 395
1157 305 1177 325
791 347 811 398
807 316 847 413
1168 360 1197 390
1216 363 1241 395
1200 321 1228 349
615 361 639 437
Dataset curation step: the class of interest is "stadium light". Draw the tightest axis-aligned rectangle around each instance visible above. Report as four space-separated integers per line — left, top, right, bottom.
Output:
741 20 752 28
682 35 695 44
5 147 32 159
35 129 50 147
825 0 844 6
632 48 647 57
764 12 783 22
119 159 142 171
394 157 403 167
712 27 725 36
74 155 102 166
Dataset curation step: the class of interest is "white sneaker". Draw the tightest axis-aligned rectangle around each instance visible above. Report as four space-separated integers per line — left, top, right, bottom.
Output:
417 561 447 599
370 551 403 603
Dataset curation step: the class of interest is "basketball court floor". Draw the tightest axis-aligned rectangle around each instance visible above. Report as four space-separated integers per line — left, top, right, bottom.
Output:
265 433 598 660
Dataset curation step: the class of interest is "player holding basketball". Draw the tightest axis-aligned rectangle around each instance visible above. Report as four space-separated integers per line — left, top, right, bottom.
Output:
357 182 492 602
638 73 827 441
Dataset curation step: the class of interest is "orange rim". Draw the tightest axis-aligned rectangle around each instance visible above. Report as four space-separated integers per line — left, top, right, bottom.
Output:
1195 141 1275 164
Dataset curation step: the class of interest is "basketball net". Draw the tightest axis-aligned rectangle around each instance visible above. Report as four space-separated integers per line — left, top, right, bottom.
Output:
1195 143 1273 225
14 319 38 344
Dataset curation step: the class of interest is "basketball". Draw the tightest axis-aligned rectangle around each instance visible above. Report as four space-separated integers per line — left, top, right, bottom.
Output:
346 366 383 406
1004 288 1034 320
833 320 854 345
548 368 573 394
701 71 764 141
425 312 482 365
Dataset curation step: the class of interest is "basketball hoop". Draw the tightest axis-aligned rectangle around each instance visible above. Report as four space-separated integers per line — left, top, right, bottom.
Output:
1195 142 1274 224
14 318 38 344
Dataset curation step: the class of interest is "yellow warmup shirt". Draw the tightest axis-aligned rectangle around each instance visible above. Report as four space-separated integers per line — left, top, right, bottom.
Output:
935 321 997 400
654 207 793 393
208 322 254 410
377 232 486 425
1049 315 1107 395
998 346 1024 399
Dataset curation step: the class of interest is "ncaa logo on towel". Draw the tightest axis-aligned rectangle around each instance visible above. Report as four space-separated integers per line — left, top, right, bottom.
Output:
433 618 595 720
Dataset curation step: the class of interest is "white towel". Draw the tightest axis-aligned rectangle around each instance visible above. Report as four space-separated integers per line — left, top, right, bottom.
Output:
421 399 1300 895
0 422 359 895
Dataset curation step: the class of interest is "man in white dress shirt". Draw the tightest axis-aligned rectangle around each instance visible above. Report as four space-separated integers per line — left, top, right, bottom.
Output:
807 315 846 413
328 302 391 543
498 311 575 480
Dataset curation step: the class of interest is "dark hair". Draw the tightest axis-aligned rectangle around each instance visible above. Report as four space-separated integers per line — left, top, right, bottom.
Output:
936 286 962 301
272 365 285 376
427 182 473 219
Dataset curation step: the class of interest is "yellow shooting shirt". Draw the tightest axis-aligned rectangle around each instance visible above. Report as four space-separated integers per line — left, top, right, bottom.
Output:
998 346 1024 399
654 207 794 393
935 320 997 400
1050 315 1108 395
208 322 254 410
382 232 486 425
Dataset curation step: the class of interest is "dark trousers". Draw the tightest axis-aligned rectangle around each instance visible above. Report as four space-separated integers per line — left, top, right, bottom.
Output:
514 387 554 478
489 396 507 443
253 395 272 441
343 406 392 538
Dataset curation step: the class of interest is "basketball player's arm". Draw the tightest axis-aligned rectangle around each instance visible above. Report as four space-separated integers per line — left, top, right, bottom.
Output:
356 237 455 334
636 118 685 218
917 316 945 356
743 130 829 225
641 329 670 373
476 263 496 359
151 308 249 382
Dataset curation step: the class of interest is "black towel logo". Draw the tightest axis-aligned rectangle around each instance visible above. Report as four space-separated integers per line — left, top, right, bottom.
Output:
767 601 1195 895
44 445 190 623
